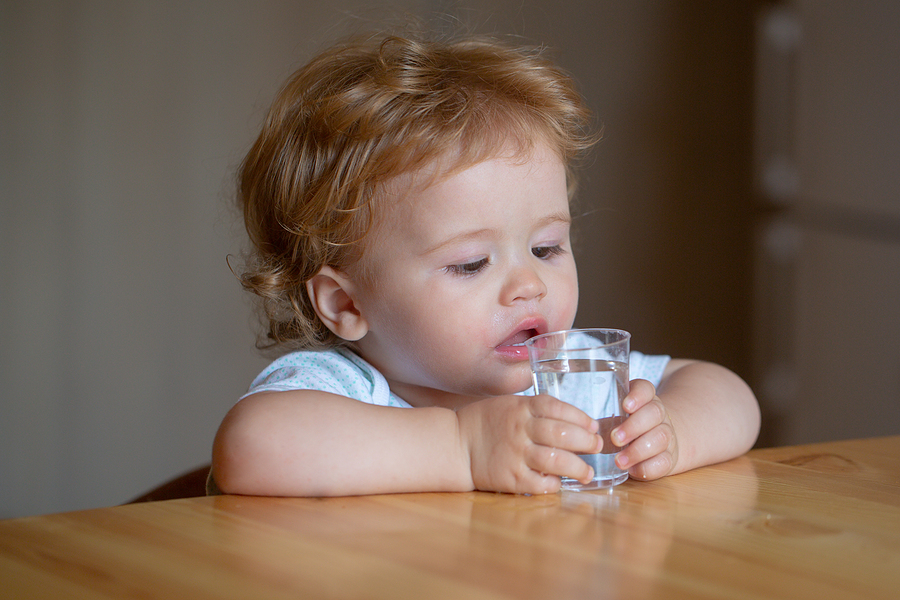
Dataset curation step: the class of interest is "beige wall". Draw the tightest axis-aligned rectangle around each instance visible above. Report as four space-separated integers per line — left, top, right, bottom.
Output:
1 1 760 517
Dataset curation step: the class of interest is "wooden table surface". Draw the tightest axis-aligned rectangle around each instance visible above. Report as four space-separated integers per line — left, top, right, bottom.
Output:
2 436 899 599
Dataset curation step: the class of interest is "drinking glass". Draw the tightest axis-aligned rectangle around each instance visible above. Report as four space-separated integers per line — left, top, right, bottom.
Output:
525 328 631 490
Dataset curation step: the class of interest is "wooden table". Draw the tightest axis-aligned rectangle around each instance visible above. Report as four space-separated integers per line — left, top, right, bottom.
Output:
2 436 899 599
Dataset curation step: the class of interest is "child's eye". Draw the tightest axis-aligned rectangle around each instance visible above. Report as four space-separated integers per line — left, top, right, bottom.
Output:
532 245 566 260
445 257 490 276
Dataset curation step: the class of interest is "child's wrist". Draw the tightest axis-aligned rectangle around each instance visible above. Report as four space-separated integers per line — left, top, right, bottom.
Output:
449 406 477 491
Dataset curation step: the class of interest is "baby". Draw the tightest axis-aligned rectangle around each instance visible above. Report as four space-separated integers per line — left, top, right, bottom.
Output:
211 31 760 496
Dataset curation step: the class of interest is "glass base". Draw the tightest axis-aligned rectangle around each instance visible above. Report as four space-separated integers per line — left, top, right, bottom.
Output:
560 471 628 491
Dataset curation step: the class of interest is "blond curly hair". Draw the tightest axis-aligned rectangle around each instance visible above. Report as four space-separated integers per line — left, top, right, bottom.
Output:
237 31 597 351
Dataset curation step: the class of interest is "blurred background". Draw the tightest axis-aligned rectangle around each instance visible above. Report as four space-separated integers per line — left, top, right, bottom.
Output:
2 0 898 518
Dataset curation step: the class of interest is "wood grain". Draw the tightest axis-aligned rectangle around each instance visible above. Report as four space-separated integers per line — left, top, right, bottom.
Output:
2 436 898 599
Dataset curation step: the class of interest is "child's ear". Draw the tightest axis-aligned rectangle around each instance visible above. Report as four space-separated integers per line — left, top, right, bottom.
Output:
306 266 369 342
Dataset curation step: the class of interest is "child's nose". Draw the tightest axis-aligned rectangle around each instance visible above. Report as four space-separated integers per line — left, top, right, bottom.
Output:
501 263 548 304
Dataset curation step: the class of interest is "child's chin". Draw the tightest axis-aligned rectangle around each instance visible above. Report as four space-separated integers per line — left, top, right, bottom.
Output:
493 370 535 396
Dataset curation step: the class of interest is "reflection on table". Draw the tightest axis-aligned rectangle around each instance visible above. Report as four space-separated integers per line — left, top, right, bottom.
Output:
1 436 898 599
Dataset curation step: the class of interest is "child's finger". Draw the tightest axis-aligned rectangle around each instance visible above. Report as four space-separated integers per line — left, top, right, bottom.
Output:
530 394 600 432
624 452 675 482
528 417 603 455
524 472 563 495
614 424 674 474
526 444 595 485
622 378 657 413
610 396 666 447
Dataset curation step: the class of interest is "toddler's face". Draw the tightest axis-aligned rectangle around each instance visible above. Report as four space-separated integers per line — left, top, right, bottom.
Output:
350 142 579 408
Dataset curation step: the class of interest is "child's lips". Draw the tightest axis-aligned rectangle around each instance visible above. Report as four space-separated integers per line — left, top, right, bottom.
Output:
499 329 539 348
496 317 548 359
495 329 538 361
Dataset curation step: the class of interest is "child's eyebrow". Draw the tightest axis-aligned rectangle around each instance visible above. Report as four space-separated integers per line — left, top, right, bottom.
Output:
421 212 571 256
421 228 496 256
535 212 573 229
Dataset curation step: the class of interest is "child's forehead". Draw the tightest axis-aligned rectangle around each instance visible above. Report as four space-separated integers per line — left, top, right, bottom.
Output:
372 142 567 234
381 141 561 206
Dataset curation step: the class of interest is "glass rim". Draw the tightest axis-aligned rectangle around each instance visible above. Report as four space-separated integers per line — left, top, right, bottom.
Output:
523 328 631 350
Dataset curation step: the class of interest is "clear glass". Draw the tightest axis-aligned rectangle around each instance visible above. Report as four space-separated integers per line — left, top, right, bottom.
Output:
525 329 631 491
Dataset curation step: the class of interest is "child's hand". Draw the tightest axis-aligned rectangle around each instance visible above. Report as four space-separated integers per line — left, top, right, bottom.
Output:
456 395 603 495
610 379 679 481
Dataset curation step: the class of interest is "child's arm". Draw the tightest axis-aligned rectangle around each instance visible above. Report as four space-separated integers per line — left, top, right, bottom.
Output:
211 390 602 496
610 360 761 480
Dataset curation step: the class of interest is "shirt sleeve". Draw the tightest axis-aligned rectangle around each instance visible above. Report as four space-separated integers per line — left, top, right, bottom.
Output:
628 351 670 387
242 348 411 407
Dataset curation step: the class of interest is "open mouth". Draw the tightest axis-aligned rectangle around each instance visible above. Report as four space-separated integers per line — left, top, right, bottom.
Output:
501 328 539 348
496 317 548 357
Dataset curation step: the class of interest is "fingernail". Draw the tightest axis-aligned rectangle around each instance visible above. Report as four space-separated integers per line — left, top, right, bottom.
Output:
624 398 635 412
612 429 625 445
617 454 629 468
